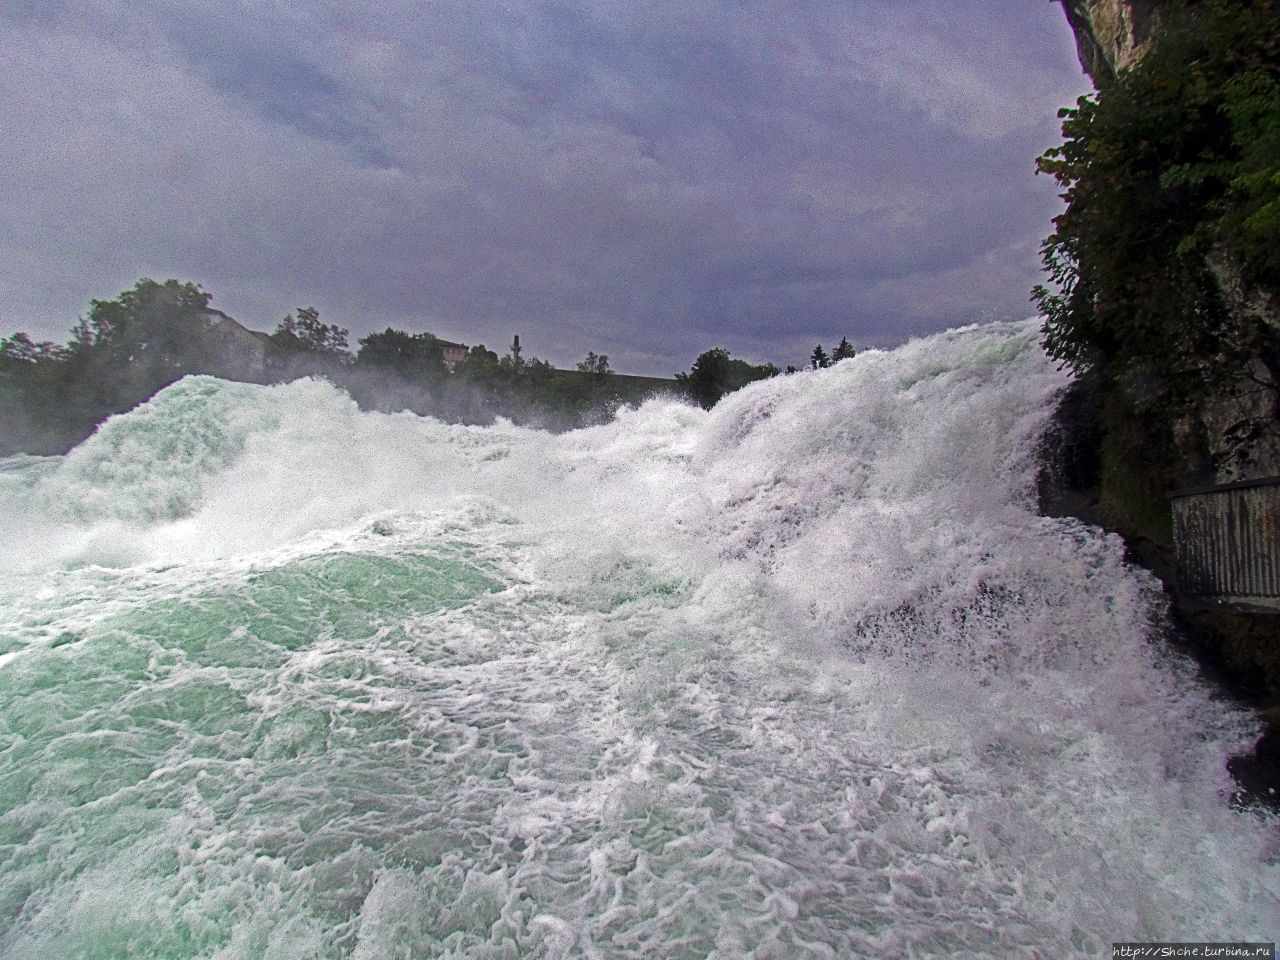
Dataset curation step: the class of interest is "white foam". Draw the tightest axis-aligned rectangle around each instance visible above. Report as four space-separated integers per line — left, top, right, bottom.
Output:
0 321 1275 958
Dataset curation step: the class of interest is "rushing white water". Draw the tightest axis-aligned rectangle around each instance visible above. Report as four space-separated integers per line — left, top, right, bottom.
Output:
0 321 1275 958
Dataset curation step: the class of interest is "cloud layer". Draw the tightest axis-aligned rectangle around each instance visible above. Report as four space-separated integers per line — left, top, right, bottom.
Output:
1 0 1089 374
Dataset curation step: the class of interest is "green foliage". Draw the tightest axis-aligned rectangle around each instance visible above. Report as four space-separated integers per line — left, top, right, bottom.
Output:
272 307 350 357
78 278 230 410
810 345 830 370
0 279 219 453
455 344 500 379
1033 0 1280 399
0 333 66 364
356 328 446 382
0 332 81 453
83 279 215 376
675 348 779 409
0 279 729 449
82 278 212 347
576 351 612 377
506 355 553 380
831 337 857 362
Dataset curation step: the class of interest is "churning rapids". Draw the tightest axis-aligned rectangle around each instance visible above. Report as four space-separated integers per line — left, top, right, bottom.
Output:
0 321 1275 958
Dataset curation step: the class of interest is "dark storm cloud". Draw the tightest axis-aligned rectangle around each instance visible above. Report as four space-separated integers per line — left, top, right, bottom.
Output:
0 0 1089 374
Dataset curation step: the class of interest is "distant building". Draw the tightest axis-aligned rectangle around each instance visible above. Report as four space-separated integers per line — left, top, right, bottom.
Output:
436 338 468 370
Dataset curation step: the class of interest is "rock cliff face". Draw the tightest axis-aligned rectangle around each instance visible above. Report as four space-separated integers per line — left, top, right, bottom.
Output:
1057 0 1166 83
197 308 275 383
1055 0 1280 486
195 308 333 385
1047 0 1280 797
1200 256 1280 483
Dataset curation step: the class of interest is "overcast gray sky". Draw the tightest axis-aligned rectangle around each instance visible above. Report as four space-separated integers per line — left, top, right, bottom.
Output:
2 0 1090 375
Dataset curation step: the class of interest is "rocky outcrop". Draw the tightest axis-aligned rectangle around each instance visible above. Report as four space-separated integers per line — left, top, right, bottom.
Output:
1200 253 1280 481
196 308 275 383
1057 0 1167 83
195 308 343 386
1055 0 1280 488
1050 0 1280 806
1189 364 1280 484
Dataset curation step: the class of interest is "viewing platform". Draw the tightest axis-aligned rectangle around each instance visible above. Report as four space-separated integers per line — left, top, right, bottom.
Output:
1173 476 1280 614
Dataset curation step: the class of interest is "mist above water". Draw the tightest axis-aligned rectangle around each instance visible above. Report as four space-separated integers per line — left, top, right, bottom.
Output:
0 321 1274 958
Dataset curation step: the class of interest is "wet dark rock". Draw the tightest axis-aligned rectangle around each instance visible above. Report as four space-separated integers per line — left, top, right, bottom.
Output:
1228 710 1280 812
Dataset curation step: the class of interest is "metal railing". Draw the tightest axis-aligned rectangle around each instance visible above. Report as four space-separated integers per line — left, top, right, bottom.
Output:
1172 476 1280 613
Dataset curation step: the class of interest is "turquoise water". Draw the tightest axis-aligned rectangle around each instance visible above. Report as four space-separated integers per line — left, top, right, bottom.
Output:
0 323 1275 958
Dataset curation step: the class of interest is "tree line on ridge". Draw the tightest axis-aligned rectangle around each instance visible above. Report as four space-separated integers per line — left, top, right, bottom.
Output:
0 279 860 455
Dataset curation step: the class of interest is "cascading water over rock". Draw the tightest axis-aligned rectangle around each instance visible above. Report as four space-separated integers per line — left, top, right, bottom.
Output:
0 320 1274 958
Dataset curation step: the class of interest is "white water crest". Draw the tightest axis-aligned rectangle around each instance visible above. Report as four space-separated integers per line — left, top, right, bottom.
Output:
0 320 1275 958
